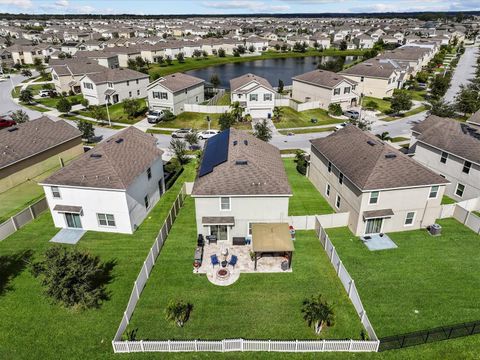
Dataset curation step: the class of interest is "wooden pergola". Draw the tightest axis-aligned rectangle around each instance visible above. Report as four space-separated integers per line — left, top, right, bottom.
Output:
251 223 295 270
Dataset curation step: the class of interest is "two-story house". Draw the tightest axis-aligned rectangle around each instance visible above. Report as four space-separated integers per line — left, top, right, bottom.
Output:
192 128 292 244
50 59 105 94
40 127 165 234
292 69 359 109
409 115 480 201
308 125 449 236
79 67 149 106
230 73 275 119
147 72 204 115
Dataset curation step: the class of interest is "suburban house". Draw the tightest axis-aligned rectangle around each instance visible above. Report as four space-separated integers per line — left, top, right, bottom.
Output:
308 125 449 236
40 127 165 234
0 116 83 193
79 67 149 106
340 58 403 98
147 72 205 115
192 128 292 244
230 73 275 119
409 115 480 201
50 59 105 94
353 35 375 49
291 69 359 109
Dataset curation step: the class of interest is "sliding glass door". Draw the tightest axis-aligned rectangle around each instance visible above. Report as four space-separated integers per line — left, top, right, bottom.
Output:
210 225 228 241
65 213 82 229
365 218 383 235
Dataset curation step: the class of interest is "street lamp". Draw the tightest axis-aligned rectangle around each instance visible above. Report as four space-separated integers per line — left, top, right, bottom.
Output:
105 95 112 127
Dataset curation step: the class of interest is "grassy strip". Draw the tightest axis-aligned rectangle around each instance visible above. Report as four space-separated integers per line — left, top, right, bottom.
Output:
441 195 456 205
280 148 301 155
279 126 336 135
382 105 429 122
146 128 173 135
390 136 409 143
59 114 126 130
275 107 343 129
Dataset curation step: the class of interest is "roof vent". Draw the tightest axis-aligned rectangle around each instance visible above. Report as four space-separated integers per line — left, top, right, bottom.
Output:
90 153 102 158
367 140 376 146
115 138 124 144
244 140 248 145
7 127 18 132
235 160 248 165
233 140 238 146
385 153 397 159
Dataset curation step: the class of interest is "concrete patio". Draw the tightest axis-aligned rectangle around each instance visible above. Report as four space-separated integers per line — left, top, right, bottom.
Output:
49 228 86 244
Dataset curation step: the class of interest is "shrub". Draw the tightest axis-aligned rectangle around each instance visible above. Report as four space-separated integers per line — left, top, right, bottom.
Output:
165 300 193 327
328 103 343 116
162 109 175 121
56 97 72 114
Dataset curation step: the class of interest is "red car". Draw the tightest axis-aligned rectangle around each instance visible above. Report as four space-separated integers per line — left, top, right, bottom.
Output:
0 117 16 129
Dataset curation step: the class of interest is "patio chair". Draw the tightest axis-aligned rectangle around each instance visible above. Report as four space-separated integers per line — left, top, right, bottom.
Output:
210 254 220 267
228 255 238 268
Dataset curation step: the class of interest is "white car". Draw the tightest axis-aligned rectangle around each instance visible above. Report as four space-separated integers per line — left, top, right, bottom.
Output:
197 130 219 140
334 122 348 131
39 89 55 97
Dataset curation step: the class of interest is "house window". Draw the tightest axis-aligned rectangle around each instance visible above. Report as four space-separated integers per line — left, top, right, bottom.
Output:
463 161 472 174
136 79 139 84
129 91 132 97
455 183 465 198
152 91 160 99
335 194 341 209
147 167 152 180
360 76 364 82
404 211 415 226
327 161 332 172
196 96 199 102
249 94 258 101
264 93 272 101
220 197 231 210
369 191 379 204
339 172 344 185
325 183 330 196
51 186 61 198
333 88 341 95
352 84 356 90
440 151 448 164
160 92 168 99
83 82 93 89
137 89 140 96
97 213 116 227
344 87 351 94
144 195 150 209
107 82 114 88
126 80 129 86
429 185 439 199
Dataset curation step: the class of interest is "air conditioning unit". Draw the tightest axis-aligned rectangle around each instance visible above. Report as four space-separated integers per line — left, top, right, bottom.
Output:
428 223 442 236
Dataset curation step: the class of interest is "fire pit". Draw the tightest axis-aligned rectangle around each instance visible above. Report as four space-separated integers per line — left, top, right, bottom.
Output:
216 268 230 280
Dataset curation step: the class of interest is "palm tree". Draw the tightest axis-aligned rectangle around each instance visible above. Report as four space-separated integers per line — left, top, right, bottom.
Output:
229 101 243 122
21 68 32 78
301 294 335 334
253 119 272 142
10 109 29 123
376 131 392 141
165 300 193 327
19 88 34 104
273 106 283 122
184 131 199 147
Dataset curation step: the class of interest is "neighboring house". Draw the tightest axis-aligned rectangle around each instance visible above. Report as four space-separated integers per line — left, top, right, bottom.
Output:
245 36 268 52
79 67 149 106
353 35 375 49
192 128 292 244
291 69 359 109
409 115 480 201
40 127 165 234
230 73 275 119
147 72 204 115
75 50 119 69
0 48 13 67
8 44 56 64
0 116 83 193
50 59 105 94
308 125 448 236
339 58 403 98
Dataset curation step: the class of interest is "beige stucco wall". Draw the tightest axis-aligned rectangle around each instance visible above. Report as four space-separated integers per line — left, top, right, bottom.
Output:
342 73 398 98
291 80 358 109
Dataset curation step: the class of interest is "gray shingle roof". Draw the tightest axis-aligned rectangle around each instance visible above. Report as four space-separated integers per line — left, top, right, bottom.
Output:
412 115 480 165
292 69 357 89
83 67 149 85
340 59 398 79
230 73 273 92
50 59 105 76
147 72 204 93
310 125 448 191
42 127 163 190
192 128 292 196
0 116 81 170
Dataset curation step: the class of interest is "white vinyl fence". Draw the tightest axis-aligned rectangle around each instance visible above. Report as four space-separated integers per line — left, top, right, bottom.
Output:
0 197 48 241
453 205 480 234
289 213 349 230
315 218 379 342
183 103 230 113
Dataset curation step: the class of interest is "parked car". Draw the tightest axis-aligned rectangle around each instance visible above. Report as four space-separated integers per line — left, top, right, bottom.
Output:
39 89 57 98
343 110 360 119
334 122 348 131
0 117 16 129
197 130 219 140
147 109 165 124
171 128 193 138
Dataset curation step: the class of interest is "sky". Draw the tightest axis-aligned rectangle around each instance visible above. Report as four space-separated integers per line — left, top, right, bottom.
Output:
0 0 479 15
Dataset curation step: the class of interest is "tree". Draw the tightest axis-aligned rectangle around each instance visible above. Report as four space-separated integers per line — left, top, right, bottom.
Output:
272 106 283 122
81 98 89 108
210 73 220 89
430 74 451 98
21 68 32 77
192 49 202 59
135 56 146 69
390 90 413 114
350 116 373 131
229 101 243 122
248 45 255 53
122 98 141 119
184 131 199 147
202 50 208 59
90 105 106 122
294 150 307 175
339 40 348 51
328 103 343 116
165 299 193 327
278 79 284 94
318 57 345 72
10 109 29 123
254 119 272 142
455 85 480 116
218 112 235 131
217 48 226 57
301 294 335 334
127 58 137 70
33 57 44 73
416 71 430 84
5 33 13 47
19 88 34 104
364 100 379 111
56 97 72 114
169 138 188 165
429 99 456 117
165 55 172 65
376 131 391 141
30 246 113 309
77 120 95 141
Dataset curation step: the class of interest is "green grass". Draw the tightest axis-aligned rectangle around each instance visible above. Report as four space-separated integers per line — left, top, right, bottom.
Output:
216 91 231 105
60 114 126 130
407 90 427 101
36 94 84 109
11 86 22 98
327 218 480 337
127 198 362 340
78 99 147 125
363 96 391 114
146 128 174 135
20 102 51 112
0 162 197 360
155 112 251 130
283 158 334 216
382 105 430 122
280 149 301 154
275 107 343 129
473 211 480 218
441 195 456 205
390 136 409 143
279 126 336 135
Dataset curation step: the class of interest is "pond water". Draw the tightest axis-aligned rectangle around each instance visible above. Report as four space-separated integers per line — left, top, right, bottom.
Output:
185 56 359 88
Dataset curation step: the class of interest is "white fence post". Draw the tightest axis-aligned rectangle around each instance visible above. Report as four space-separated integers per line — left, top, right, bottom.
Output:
337 260 342 275
134 280 140 299
144 261 149 279
222 339 225 352
348 279 354 297
140 340 144 351
124 311 129 325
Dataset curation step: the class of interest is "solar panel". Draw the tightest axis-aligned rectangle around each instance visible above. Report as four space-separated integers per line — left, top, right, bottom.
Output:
198 129 230 177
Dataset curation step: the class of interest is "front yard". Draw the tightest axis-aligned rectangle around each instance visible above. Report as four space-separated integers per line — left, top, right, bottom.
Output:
126 197 363 340
78 99 148 125
327 218 480 338
154 112 252 130
274 107 343 129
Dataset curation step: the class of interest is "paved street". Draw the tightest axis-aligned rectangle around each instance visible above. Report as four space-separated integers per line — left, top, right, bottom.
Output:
444 46 479 103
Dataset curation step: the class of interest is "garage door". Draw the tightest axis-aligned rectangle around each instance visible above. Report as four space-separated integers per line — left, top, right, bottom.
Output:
249 108 271 119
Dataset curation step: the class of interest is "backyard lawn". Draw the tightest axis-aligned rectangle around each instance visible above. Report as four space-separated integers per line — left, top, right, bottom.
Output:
327 218 480 338
0 163 196 360
283 158 334 215
155 111 251 130
126 197 363 341
275 107 343 129
363 96 391 114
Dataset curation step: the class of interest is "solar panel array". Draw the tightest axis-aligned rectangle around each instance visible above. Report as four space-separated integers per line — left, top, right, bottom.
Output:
198 129 230 177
